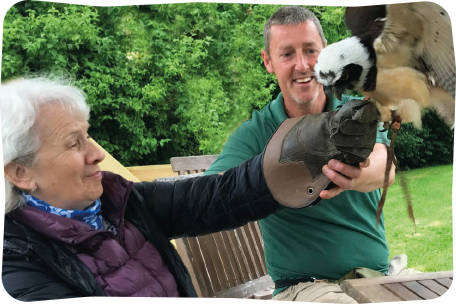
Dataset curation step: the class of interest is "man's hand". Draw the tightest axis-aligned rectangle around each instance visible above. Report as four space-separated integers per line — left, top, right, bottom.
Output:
321 143 394 200
320 159 370 199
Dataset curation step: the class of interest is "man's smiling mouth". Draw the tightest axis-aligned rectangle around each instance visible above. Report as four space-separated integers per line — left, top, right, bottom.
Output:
295 77 313 83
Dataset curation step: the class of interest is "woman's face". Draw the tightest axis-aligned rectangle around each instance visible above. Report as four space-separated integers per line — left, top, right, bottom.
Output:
28 104 105 210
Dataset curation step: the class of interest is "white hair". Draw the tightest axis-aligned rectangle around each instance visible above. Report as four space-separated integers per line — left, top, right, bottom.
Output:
1 77 90 213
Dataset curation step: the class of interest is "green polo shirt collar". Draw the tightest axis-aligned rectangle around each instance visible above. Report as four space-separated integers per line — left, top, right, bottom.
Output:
269 90 349 121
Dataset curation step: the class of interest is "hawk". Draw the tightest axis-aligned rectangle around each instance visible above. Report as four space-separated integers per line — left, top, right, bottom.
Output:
315 2 455 129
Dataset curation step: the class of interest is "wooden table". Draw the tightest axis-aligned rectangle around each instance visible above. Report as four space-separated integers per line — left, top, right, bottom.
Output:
340 271 453 302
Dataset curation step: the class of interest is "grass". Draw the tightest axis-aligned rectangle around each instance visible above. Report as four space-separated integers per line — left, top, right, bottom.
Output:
383 164 453 272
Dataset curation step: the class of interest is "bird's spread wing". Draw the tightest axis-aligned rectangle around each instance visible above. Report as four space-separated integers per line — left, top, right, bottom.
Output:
376 3 455 98
412 2 455 98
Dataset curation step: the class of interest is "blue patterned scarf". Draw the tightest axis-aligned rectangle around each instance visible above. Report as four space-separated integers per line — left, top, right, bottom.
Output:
20 191 103 229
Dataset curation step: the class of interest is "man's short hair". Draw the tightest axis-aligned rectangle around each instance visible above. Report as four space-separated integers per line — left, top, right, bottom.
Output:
264 6 327 56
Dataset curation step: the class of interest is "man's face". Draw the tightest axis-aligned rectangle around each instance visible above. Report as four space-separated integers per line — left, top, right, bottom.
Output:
262 21 325 111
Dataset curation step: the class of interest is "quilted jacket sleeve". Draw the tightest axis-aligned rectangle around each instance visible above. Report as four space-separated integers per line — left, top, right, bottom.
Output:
133 153 284 239
2 252 83 301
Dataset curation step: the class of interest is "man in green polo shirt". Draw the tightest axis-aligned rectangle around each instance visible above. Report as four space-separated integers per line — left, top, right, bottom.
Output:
204 6 395 303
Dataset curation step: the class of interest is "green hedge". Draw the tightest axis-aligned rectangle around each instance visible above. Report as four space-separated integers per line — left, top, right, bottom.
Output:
1 2 350 165
394 110 454 170
2 2 453 168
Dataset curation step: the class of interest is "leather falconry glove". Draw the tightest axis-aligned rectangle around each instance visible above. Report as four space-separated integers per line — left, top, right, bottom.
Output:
262 99 379 209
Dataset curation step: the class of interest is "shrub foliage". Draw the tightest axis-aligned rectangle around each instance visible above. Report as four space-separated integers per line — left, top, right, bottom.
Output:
394 110 454 170
2 2 453 168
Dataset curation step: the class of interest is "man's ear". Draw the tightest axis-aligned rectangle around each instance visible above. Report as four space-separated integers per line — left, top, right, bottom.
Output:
261 49 274 74
4 162 36 191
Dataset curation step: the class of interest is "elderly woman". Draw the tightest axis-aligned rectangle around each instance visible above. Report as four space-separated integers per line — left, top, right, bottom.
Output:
2 77 378 300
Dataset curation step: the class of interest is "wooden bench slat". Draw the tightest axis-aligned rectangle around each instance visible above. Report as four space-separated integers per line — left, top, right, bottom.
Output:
176 237 214 297
251 221 267 273
210 233 234 292
214 232 239 290
243 223 267 276
224 229 251 283
212 232 237 289
170 155 219 175
187 237 215 297
218 231 244 286
435 278 453 288
401 281 439 300
199 234 224 293
343 284 403 303
236 226 258 281
418 279 449 296
249 222 267 275
383 282 422 300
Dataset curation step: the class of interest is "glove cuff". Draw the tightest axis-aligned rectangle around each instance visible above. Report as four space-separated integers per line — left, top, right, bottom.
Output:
262 117 332 209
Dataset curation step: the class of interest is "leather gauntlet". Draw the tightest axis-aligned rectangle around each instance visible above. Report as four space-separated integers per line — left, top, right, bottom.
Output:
262 99 379 209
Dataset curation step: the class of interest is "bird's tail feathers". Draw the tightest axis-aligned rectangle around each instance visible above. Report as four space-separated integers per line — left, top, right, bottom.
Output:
429 87 455 128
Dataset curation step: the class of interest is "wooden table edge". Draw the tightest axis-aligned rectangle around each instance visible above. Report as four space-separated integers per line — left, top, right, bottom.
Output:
340 271 453 288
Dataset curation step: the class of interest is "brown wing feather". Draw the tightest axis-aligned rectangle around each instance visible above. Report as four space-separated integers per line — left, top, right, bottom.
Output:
345 6 386 43
411 2 455 98
375 2 455 98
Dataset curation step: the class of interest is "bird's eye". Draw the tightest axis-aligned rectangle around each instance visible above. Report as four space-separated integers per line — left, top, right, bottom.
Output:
341 74 349 81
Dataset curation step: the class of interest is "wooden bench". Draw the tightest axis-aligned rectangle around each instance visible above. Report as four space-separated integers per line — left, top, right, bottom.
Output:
170 155 219 175
170 155 274 299
340 271 453 302
126 164 177 181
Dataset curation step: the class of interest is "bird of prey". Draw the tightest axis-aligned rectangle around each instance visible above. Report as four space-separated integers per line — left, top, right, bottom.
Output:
315 2 455 129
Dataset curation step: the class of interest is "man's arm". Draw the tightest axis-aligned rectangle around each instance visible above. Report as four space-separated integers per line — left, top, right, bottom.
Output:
320 143 395 199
